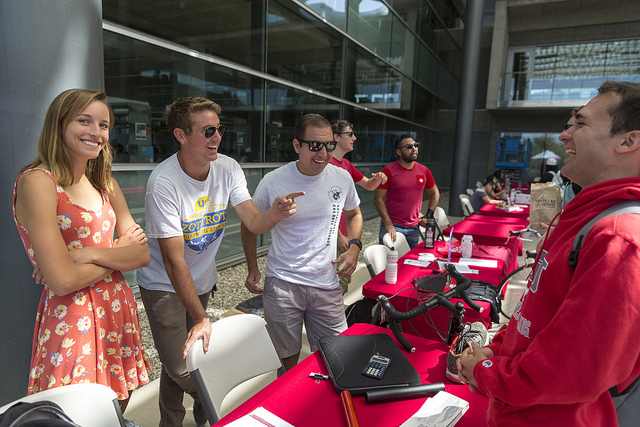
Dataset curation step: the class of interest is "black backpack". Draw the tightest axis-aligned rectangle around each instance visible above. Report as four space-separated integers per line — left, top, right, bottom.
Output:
0 400 81 427
566 200 640 426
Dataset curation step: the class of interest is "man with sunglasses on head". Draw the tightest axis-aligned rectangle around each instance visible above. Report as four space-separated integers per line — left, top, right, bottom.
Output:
374 135 440 248
330 119 387 294
242 113 362 372
137 97 303 427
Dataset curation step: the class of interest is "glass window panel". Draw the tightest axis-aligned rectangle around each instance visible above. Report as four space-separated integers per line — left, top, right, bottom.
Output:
300 0 347 31
388 74 415 121
390 15 413 75
264 82 337 163
351 109 390 163
416 44 438 90
102 0 266 70
267 2 343 97
347 0 391 58
511 38 640 102
351 46 402 108
104 31 264 164
111 169 152 287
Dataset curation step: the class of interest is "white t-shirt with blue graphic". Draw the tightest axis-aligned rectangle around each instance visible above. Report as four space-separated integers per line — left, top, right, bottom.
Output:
253 162 360 289
137 153 251 294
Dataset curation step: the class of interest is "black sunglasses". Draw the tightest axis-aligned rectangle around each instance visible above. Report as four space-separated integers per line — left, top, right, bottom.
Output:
202 124 225 138
402 142 419 150
298 139 337 152
337 131 355 137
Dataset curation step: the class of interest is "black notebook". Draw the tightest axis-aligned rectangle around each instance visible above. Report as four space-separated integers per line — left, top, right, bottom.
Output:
318 333 421 395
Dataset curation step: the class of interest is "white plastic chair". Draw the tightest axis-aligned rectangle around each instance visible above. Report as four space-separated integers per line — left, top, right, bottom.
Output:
362 244 389 278
382 232 411 257
186 314 282 424
0 383 125 427
433 207 451 240
459 194 474 217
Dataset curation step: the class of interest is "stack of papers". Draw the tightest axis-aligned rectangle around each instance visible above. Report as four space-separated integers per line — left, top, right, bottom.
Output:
400 391 469 426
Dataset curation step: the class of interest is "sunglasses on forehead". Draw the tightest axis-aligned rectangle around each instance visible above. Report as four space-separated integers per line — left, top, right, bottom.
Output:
202 124 225 138
298 139 337 152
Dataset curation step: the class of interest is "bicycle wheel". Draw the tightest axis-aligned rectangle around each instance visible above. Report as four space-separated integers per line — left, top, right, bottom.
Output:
497 261 534 323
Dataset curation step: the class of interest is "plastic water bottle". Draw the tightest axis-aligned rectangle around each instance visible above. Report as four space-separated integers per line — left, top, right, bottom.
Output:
461 234 473 258
384 247 398 285
424 216 436 249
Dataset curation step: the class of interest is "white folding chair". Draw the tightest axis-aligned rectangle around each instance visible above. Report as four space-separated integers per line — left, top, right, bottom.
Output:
459 194 474 217
362 244 389 278
0 383 125 427
433 207 451 240
186 314 282 424
382 232 411 257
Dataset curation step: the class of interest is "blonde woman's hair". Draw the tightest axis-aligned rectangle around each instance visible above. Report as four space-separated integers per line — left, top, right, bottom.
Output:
21 88 115 192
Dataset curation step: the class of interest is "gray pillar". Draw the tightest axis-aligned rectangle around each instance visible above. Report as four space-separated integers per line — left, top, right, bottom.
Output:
0 0 104 404
449 0 485 216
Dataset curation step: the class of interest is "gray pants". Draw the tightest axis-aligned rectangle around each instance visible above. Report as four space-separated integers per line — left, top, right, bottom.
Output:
140 287 211 427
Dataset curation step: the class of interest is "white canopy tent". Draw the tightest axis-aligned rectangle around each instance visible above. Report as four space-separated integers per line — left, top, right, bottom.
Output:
531 150 562 160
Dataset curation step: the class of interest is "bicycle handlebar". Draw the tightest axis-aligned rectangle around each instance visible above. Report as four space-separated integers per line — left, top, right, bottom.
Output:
378 263 483 353
509 227 542 242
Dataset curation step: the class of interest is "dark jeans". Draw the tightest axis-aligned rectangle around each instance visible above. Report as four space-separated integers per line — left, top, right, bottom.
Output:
378 221 421 248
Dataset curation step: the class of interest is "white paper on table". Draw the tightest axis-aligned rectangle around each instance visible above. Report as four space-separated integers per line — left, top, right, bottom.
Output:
404 259 431 267
456 258 498 268
400 391 469 427
418 253 436 262
224 407 295 427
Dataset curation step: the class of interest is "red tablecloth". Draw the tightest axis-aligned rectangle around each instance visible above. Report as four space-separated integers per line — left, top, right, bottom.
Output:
361 241 511 341
217 323 489 427
442 216 527 264
465 214 528 226
479 203 530 220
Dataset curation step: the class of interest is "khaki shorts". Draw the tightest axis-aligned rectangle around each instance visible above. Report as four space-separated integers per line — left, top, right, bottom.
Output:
263 276 347 358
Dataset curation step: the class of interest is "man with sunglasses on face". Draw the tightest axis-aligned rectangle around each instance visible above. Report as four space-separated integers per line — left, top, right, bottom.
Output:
137 97 303 427
330 119 387 294
374 135 440 248
242 114 362 372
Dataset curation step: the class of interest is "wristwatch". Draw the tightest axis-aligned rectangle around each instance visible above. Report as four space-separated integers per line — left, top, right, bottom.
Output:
348 238 363 251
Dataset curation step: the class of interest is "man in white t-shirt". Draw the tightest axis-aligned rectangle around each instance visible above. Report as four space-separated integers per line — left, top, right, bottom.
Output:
241 114 363 372
136 97 302 427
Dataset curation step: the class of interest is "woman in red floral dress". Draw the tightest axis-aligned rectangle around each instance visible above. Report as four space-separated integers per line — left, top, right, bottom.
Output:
12 89 151 416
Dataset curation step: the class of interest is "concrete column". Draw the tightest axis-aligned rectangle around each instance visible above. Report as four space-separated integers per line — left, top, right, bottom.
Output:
486 0 509 109
0 0 104 404
448 0 485 216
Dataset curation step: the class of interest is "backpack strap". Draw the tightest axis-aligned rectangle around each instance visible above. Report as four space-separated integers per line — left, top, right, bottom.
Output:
564 200 640 424
568 201 640 266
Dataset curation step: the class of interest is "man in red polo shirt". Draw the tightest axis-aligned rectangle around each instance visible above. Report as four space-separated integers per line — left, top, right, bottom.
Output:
374 135 440 248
